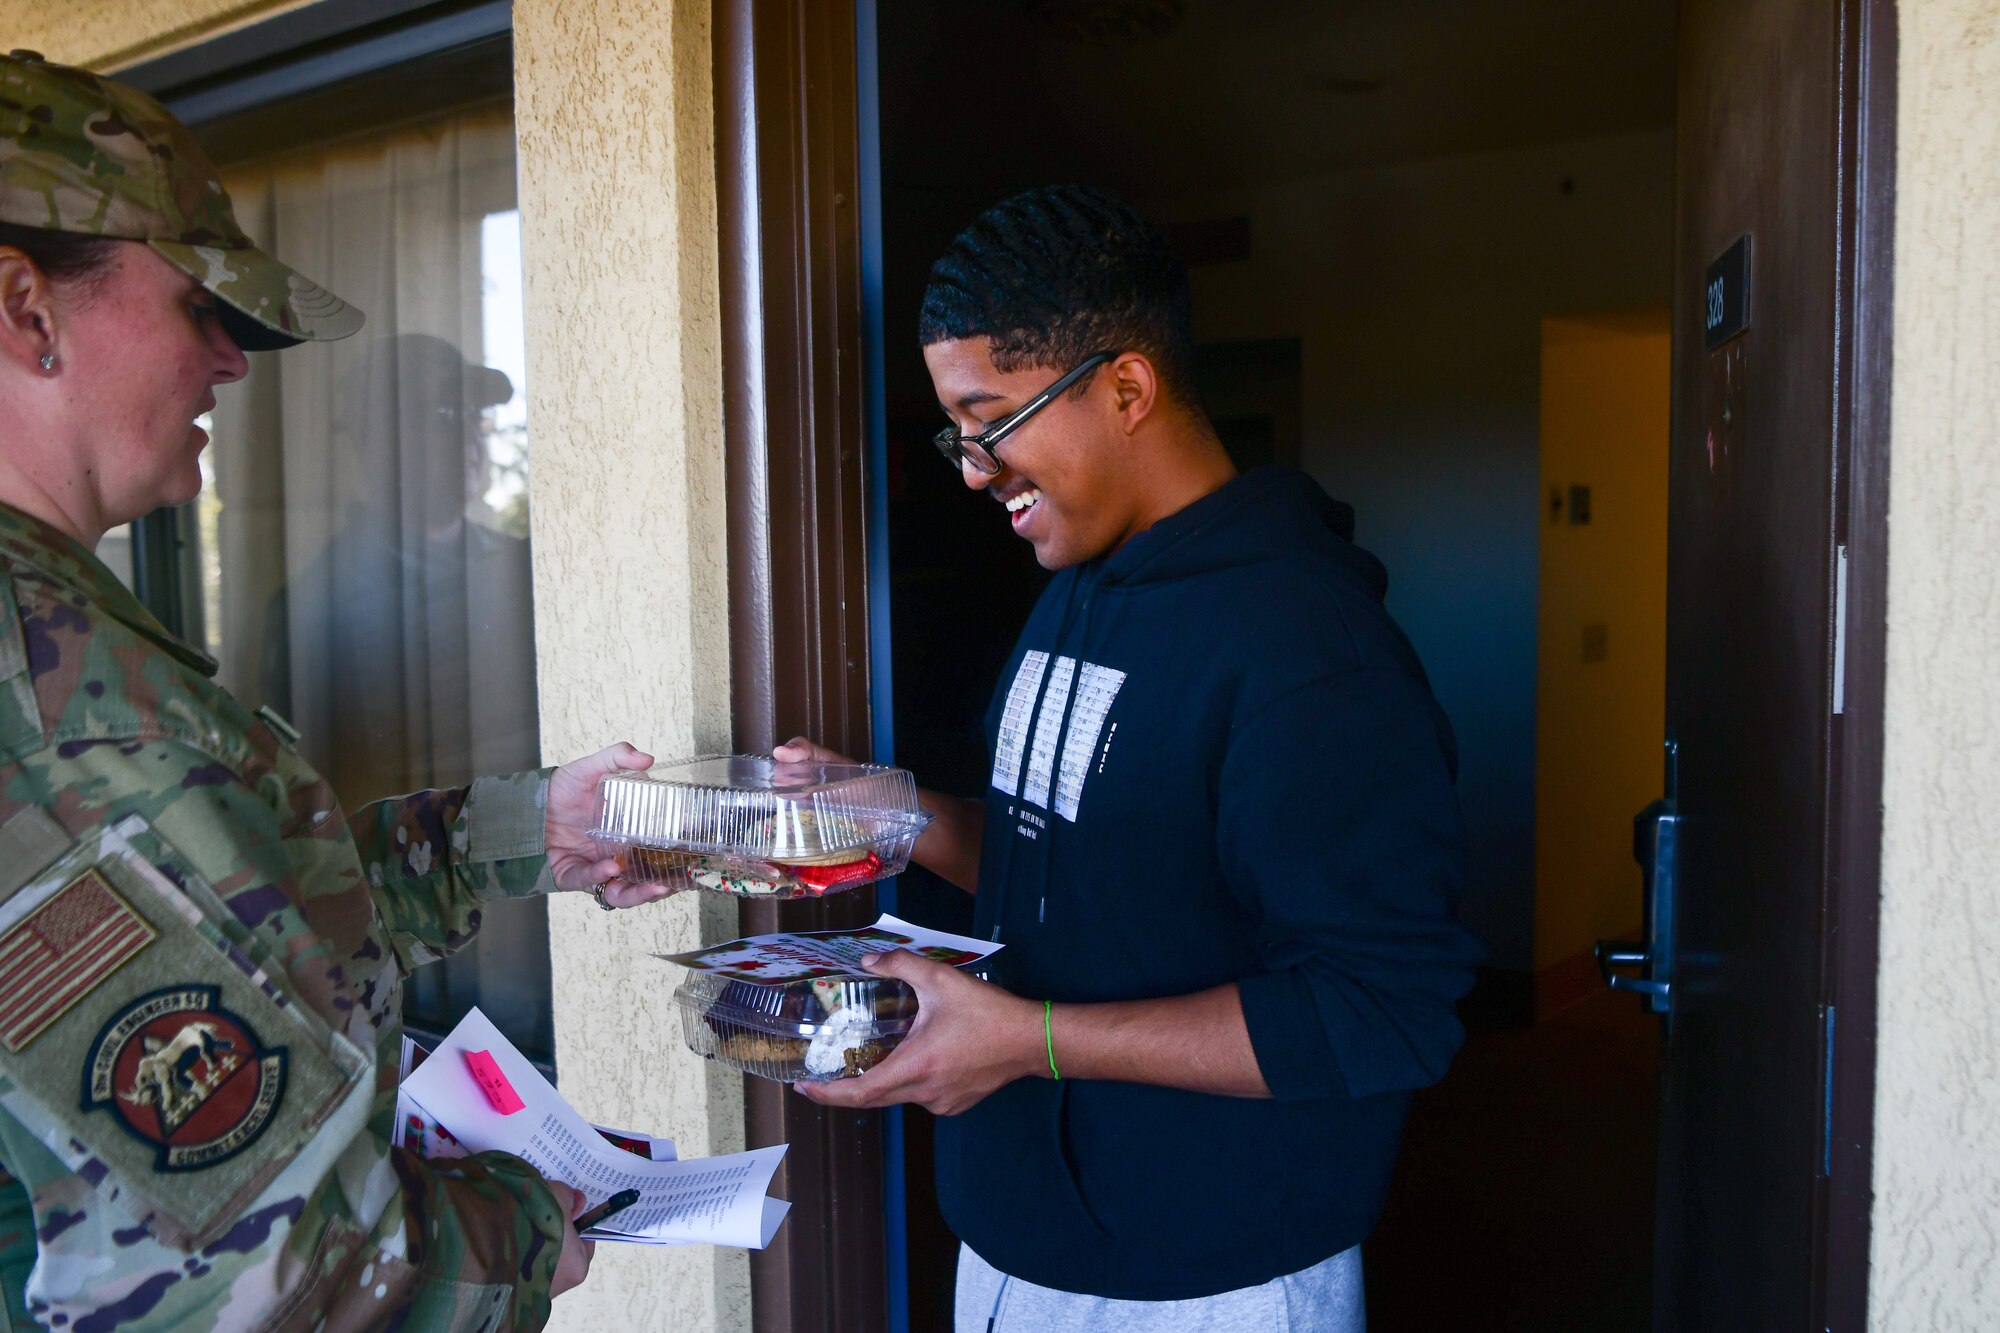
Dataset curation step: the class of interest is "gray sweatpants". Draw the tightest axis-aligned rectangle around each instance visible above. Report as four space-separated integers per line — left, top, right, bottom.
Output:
953 1242 1365 1333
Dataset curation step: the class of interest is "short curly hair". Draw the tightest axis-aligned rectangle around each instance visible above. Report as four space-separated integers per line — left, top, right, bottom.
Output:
918 185 1197 404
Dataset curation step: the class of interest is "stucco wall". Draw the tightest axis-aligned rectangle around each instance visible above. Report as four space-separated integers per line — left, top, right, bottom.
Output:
511 0 745 1328
3 0 318 68
1870 1 2000 1327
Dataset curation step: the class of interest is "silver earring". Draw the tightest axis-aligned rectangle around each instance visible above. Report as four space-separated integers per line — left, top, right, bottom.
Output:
37 353 53 372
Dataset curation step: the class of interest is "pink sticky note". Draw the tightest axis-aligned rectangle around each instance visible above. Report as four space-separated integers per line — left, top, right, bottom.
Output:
464 1049 525 1115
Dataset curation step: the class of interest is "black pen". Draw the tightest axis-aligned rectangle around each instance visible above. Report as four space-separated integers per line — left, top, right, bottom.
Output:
574 1188 641 1233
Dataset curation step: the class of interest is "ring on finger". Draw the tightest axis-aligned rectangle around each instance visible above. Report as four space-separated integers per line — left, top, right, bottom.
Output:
592 883 617 912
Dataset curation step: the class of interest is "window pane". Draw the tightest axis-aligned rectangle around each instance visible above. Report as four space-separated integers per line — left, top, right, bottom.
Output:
98 522 136 592
480 209 530 538
202 105 552 1067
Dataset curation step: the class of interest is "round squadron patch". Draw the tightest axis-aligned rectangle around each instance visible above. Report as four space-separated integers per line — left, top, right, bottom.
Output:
82 986 287 1172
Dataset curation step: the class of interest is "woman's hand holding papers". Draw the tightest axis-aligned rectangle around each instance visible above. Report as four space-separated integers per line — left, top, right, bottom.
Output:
546 741 685 908
794 950 1044 1116
544 1181 596 1298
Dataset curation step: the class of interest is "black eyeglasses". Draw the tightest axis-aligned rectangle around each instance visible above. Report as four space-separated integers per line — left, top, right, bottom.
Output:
932 351 1116 475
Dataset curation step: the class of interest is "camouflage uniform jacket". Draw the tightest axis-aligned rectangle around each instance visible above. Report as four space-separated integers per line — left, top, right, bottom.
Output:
0 502 568 1332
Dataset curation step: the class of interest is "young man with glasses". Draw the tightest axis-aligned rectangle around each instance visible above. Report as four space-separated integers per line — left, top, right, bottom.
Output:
785 185 1481 1330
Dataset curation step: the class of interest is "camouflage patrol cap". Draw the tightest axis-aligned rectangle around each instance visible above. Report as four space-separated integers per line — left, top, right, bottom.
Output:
0 50 362 350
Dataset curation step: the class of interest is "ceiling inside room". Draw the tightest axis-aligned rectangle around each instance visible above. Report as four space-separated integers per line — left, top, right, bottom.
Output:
876 0 1678 194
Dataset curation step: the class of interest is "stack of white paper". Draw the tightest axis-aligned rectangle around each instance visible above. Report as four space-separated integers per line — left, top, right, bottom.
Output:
398 1008 789 1248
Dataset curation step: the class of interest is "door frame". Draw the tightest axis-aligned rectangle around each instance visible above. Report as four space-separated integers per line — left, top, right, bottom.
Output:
712 0 1897 1326
1818 0 1895 1325
714 1 894 1330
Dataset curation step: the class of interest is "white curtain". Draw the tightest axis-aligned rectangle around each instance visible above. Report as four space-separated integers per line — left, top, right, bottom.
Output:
205 106 551 1062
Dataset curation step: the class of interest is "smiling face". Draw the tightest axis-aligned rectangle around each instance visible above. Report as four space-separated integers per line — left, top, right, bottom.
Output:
56 243 248 525
925 338 1154 570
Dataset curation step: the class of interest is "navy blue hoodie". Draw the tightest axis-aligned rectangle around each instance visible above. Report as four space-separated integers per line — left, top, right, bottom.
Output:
935 467 1484 1300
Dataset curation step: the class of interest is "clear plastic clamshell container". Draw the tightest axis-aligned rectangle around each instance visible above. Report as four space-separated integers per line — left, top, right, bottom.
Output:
592 755 932 900
672 973 917 1082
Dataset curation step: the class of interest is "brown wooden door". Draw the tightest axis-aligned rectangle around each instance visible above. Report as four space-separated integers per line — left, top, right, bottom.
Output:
1651 0 1890 1327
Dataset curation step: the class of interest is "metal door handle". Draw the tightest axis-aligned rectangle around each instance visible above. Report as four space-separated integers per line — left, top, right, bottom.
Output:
1597 795 1680 1014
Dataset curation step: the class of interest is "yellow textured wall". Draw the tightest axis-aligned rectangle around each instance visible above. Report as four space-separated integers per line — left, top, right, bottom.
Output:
1532 313 1670 973
1871 0 2000 1327
0 0 318 68
511 0 745 1329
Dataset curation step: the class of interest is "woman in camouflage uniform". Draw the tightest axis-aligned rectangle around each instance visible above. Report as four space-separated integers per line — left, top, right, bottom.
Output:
0 51 668 1331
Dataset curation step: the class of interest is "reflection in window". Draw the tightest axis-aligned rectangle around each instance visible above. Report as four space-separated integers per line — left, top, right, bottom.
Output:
480 210 530 537
197 450 220 656
98 522 136 592
202 107 552 1068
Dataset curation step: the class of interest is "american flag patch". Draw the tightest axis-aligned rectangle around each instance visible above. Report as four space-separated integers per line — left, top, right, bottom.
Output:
0 870 155 1052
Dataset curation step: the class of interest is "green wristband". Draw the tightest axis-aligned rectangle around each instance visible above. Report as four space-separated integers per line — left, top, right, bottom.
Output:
1044 999 1061 1080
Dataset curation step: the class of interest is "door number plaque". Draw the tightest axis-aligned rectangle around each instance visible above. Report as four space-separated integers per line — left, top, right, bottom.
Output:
1704 234 1752 351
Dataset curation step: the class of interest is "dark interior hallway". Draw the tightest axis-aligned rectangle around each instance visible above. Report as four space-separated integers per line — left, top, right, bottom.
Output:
1367 988 1660 1331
